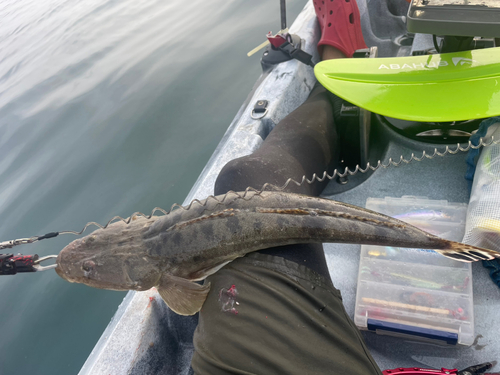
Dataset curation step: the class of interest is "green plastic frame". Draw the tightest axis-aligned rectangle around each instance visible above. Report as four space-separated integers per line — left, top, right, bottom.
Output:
315 48 500 122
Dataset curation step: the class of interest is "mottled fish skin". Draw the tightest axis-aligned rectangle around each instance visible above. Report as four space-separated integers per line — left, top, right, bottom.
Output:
55 191 500 315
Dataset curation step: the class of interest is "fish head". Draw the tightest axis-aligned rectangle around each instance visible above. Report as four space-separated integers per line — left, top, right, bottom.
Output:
56 218 160 291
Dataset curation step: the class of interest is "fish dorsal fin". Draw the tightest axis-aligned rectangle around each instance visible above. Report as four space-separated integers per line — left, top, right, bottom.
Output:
157 275 211 316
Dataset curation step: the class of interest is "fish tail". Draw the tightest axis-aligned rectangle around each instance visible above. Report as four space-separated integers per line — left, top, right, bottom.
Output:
437 242 500 262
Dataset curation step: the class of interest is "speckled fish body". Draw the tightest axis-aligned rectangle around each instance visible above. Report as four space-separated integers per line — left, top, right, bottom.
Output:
56 191 499 315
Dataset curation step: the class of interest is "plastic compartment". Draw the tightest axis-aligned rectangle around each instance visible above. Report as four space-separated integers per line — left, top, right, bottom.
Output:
354 196 474 346
407 0 500 38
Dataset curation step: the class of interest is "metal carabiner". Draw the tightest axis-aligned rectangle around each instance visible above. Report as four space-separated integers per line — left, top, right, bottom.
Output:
0 238 35 250
33 255 58 272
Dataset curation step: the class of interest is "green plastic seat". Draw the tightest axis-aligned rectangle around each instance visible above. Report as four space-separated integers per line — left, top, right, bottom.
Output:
314 47 500 122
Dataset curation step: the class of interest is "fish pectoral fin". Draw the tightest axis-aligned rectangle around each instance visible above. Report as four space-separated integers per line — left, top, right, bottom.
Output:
157 275 211 316
191 260 232 281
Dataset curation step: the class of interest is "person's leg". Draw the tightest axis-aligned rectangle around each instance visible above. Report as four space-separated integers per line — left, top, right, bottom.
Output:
192 253 382 375
215 83 337 197
193 84 380 374
191 1 381 374
214 82 339 278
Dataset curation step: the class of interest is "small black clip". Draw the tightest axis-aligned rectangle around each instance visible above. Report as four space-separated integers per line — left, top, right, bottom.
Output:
458 362 495 375
278 42 314 67
251 100 269 120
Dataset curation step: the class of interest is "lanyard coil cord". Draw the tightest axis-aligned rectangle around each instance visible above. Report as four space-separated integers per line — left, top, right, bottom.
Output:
1 135 499 270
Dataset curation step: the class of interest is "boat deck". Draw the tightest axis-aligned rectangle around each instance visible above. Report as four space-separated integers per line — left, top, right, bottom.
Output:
322 123 500 371
79 1 500 373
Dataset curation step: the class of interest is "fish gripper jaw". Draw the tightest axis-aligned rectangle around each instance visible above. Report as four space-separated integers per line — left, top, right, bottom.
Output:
0 253 57 275
0 254 38 275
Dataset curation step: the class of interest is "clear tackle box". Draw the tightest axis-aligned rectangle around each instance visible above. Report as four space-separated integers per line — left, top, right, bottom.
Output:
354 196 474 346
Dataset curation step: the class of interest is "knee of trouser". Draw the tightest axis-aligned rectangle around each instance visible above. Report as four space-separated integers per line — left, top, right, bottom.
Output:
214 156 262 195
215 154 323 197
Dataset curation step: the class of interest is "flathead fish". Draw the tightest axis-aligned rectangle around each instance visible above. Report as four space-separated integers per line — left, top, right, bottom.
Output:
56 191 499 315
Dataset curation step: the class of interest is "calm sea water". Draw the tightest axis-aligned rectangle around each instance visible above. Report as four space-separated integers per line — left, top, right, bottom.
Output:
0 0 306 373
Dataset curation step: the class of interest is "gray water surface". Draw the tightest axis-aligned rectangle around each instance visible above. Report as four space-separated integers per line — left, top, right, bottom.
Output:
0 0 306 373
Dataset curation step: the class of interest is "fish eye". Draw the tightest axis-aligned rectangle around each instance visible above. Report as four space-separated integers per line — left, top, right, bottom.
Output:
82 261 96 273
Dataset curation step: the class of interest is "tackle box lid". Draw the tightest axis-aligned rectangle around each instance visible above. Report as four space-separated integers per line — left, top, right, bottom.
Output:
354 196 474 346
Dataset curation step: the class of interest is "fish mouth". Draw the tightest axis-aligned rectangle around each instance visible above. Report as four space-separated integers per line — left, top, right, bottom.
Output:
55 258 129 290
55 248 135 290
55 248 97 285
54 262 71 282
56 241 98 283
55 252 87 284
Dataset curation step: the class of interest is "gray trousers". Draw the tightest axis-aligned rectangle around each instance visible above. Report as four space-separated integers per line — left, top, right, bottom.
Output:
191 84 381 374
